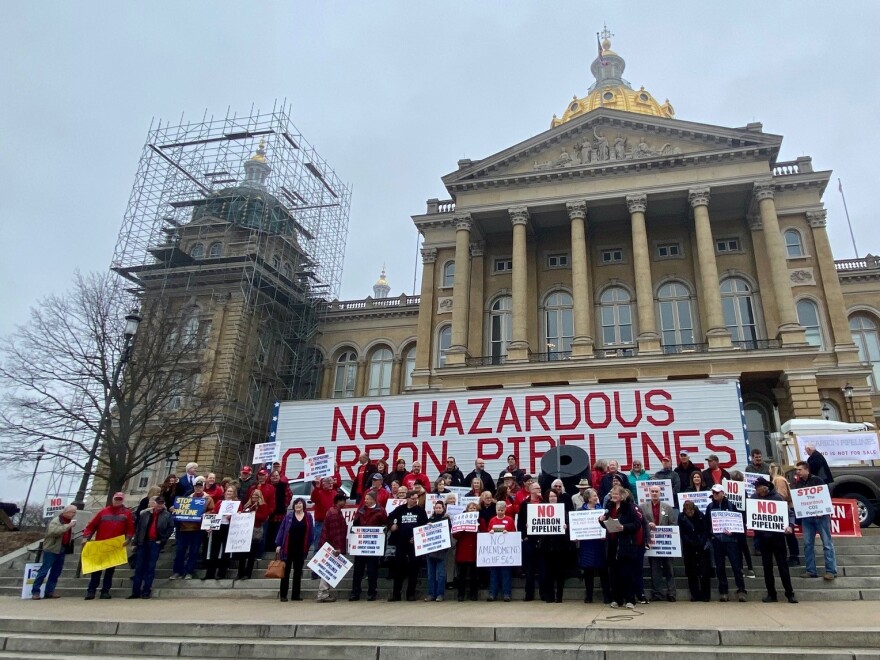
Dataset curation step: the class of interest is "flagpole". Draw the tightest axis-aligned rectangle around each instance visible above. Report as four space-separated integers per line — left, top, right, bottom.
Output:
838 178 859 258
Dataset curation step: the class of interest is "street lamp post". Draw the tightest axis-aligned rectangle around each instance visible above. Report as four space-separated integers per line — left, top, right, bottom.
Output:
72 307 142 510
18 445 45 528
843 383 855 422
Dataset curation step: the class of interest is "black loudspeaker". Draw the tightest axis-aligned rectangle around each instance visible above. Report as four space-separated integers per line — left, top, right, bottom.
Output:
537 445 591 494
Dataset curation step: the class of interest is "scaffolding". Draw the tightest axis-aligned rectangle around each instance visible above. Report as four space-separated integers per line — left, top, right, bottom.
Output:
109 101 350 474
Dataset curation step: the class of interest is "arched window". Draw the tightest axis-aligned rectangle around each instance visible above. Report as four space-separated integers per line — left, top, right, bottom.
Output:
544 291 573 357
208 241 223 257
721 277 758 344
657 282 695 348
796 299 823 348
850 314 880 390
821 399 841 421
403 344 417 389
437 326 452 368
190 243 205 259
784 229 804 257
488 296 512 364
599 286 633 345
182 307 200 346
442 261 455 288
332 351 358 399
744 402 774 461
367 348 393 396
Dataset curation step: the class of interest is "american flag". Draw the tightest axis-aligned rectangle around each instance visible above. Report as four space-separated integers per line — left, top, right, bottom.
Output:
597 33 608 66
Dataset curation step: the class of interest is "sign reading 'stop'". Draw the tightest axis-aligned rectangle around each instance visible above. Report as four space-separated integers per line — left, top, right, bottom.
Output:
275 380 748 483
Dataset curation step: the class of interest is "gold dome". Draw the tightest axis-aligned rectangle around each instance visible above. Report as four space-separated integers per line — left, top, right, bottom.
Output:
375 265 388 287
249 138 268 163
551 32 675 128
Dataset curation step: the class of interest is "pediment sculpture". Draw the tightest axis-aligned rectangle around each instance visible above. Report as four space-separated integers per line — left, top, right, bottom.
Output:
533 127 682 171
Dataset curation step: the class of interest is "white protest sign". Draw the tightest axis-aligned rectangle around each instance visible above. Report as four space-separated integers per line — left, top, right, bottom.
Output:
307 542 353 588
303 453 334 481
21 563 44 599
744 472 765 496
252 441 280 464
347 526 386 557
710 510 744 534
424 493 456 511
568 509 606 540
459 496 479 508
446 486 471 499
526 503 564 535
451 511 479 534
385 498 407 514
792 484 833 518
677 490 712 513
413 520 451 556
723 479 745 510
201 514 222 531
446 504 465 518
636 479 675 507
746 498 790 532
477 531 522 567
644 525 682 557
218 500 239 516
226 512 256 553
794 432 880 465
43 496 66 519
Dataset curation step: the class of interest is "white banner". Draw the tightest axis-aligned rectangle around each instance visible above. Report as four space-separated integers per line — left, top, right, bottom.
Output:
347 526 387 556
568 509 606 540
723 479 745 510
275 381 749 482
200 514 221 531
307 542 353 588
413 520 451 556
43 496 66 519
744 472 765 496
746 498 790 532
795 432 880 465
446 486 471 499
677 490 712 513
710 510 744 534
635 479 675 507
459 496 479 508
644 525 682 557
225 512 256 554
526 503 564 535
385 498 407 514
446 504 465 518
451 511 479 534
424 492 457 511
218 500 239 516
477 531 522 567
792 484 833 518
303 453 334 481
21 563 44 599
252 441 280 464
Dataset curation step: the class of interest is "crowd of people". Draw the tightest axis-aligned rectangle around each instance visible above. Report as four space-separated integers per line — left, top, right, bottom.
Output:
29 446 839 607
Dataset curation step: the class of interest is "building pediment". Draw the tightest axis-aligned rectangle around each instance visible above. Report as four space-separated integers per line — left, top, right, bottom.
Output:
442 109 782 193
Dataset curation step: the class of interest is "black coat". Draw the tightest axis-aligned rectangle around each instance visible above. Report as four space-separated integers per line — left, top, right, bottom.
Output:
678 510 710 549
446 467 466 488
601 500 641 560
599 471 631 500
807 451 834 484
464 470 496 494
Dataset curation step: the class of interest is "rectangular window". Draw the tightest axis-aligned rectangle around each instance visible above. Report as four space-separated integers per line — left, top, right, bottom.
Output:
137 476 150 489
657 243 681 258
600 249 623 264
716 238 740 253
547 253 569 268
493 258 513 273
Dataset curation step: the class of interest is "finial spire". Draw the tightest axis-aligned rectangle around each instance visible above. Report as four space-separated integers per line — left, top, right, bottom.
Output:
600 23 614 42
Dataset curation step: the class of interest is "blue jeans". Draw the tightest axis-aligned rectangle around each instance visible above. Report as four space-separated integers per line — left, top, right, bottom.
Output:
489 566 512 598
32 551 66 596
173 530 202 576
131 542 163 596
312 522 324 552
801 515 837 576
426 556 447 599
713 539 746 594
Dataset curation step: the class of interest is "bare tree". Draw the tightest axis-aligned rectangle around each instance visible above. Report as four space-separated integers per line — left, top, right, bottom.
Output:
0 271 222 504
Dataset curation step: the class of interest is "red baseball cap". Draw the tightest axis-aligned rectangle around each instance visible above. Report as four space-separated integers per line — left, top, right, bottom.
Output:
241 466 253 474
257 469 268 476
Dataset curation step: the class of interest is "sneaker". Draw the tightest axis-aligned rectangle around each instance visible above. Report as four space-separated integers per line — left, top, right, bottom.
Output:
183 574 193 580
31 594 41 600
746 570 756 579
99 593 111 600
503 596 510 602
425 596 435 602
84 593 95 601
737 591 747 602
823 574 836 581
802 571 819 578
786 595 798 604
436 595 444 602
610 602 619 608
719 594 729 602
625 602 635 609
486 596 496 602
762 595 778 603
169 574 182 581
637 595 649 604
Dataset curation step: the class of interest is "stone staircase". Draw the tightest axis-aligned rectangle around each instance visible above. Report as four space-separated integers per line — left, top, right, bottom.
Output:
1 530 877 602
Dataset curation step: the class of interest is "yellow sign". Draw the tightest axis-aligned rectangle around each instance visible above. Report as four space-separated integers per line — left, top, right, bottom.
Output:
80 535 128 575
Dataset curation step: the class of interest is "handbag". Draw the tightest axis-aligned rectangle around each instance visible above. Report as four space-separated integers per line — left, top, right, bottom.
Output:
264 559 285 579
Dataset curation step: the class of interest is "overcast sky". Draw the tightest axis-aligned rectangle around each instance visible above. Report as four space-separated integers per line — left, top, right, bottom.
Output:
1 1 878 502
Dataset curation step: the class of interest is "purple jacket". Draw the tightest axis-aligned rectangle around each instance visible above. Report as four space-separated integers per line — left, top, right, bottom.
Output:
275 511 315 560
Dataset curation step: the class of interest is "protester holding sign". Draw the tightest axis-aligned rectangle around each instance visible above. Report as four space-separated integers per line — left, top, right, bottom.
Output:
705 484 747 602
539 490 571 603
577 489 611 604
599 486 641 609
485 501 516 602
517 481 546 602
128 497 173 599
274 498 314 602
170 478 214 581
82 492 135 600
387 491 428 601
750 477 797 604
30 505 77 600
452 502 481 602
677 500 711 602
424 501 452 602
203 486 238 580
792 461 838 580
236 488 270 580
348 491 388 602
315 493 348 602
640 485 678 602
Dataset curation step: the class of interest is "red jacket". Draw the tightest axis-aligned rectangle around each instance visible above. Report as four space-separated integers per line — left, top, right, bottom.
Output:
83 505 135 541
319 506 348 552
453 529 477 562
403 473 431 490
239 499 270 527
246 482 276 513
486 515 516 532
311 486 339 522
352 503 388 528
366 486 390 508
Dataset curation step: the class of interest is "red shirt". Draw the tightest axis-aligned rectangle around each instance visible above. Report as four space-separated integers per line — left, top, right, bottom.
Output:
652 502 661 525
310 486 339 522
486 515 516 532
83 505 135 541
148 509 160 541
403 473 431 490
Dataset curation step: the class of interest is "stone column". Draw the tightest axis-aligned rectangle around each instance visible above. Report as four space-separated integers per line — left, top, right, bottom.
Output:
389 357 402 395
567 200 594 358
321 362 333 399
410 247 437 389
747 212 780 337
626 194 661 354
354 359 367 397
808 210 858 361
754 182 806 345
781 373 822 420
508 206 531 362
689 188 731 349
445 213 472 366
467 242 485 359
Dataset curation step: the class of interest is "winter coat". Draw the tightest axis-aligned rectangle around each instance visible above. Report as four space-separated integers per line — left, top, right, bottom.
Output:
134 508 174 547
652 468 681 494
319 506 348 552
352 503 388 528
674 461 698 489
43 515 77 554
808 451 834 485
749 485 794 539
627 470 652 498
446 467 466 488
701 467 731 488
577 503 606 569
599 471 631 500
275 511 315 560
464 470 496 495
639 501 678 527
311 485 341 522
601 500 640 560
239 498 270 527
83 505 135 541
453 528 477 563
678 509 710 549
